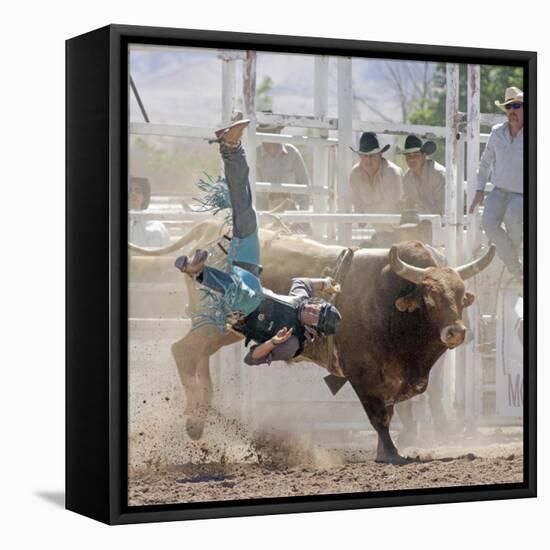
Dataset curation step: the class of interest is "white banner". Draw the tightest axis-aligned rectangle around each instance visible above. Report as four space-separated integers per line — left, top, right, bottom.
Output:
496 287 524 417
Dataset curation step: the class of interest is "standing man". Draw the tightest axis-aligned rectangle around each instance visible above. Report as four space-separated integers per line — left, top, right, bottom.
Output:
469 86 524 278
349 132 402 213
255 123 311 212
399 135 446 215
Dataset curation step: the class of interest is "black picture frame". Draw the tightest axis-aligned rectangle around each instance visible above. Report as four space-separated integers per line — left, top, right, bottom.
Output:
66 24 537 525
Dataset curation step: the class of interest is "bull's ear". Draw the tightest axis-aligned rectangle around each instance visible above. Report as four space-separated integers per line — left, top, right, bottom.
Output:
395 295 420 312
463 291 475 308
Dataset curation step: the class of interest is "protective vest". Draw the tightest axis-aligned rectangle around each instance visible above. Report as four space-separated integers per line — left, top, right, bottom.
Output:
234 289 307 356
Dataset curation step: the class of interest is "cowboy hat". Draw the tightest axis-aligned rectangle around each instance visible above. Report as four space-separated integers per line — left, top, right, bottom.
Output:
349 132 390 155
257 123 285 133
396 134 437 156
256 110 286 133
494 86 524 111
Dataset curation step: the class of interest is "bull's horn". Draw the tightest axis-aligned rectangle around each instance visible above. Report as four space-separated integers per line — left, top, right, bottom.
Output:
455 244 496 280
389 245 429 284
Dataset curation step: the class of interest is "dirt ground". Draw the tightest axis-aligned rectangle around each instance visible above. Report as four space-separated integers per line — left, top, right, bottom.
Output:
128 416 523 506
127 334 523 507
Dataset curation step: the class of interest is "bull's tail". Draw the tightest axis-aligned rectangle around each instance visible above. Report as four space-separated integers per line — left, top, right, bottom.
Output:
128 219 225 256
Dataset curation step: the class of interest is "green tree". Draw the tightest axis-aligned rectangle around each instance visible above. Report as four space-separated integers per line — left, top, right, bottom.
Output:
409 64 524 127
256 75 274 111
408 64 523 164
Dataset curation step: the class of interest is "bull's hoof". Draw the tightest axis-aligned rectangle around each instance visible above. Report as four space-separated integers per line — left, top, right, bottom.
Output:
375 453 409 465
186 417 205 440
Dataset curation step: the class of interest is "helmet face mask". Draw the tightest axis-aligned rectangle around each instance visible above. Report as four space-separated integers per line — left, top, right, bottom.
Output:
299 300 342 337
316 303 342 336
300 302 322 327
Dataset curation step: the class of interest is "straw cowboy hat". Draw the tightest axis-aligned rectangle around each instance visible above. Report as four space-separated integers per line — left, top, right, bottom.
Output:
230 110 286 133
256 110 286 133
494 86 524 111
257 122 286 133
350 132 390 155
396 134 437 156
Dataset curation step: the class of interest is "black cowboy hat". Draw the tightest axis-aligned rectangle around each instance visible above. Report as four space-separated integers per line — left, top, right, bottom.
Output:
350 132 390 155
396 134 437 156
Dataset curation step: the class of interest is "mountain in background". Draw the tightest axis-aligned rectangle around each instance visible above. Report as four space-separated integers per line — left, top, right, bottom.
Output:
129 46 436 128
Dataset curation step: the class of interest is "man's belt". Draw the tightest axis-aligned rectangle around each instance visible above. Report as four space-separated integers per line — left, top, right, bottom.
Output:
495 186 522 194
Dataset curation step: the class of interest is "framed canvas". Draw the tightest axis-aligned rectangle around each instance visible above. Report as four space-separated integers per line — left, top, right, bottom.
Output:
66 24 536 525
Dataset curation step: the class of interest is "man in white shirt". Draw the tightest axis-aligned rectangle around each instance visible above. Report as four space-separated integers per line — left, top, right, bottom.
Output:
128 176 171 248
398 135 446 215
255 123 310 212
349 132 402 214
469 87 524 277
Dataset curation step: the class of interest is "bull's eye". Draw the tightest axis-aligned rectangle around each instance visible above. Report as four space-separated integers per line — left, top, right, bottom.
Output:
423 294 436 309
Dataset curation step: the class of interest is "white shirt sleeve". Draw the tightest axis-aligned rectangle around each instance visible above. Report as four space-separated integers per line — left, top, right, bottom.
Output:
477 129 497 192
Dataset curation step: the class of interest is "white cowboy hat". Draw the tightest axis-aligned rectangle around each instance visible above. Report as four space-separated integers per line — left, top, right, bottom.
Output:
494 87 524 111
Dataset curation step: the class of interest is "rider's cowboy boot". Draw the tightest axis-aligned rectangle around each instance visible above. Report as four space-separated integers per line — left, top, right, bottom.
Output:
209 119 250 146
174 249 209 276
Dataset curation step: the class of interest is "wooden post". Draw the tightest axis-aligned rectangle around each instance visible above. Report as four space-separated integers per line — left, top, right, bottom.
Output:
456 138 466 262
337 57 353 245
220 51 238 126
454 136 467 423
465 64 482 425
444 63 460 416
218 51 245 419
467 64 481 258
243 51 257 203
240 50 259 424
313 55 329 239
445 63 460 266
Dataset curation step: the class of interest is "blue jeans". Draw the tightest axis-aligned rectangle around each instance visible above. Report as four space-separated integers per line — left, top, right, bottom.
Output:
482 188 523 276
199 144 263 316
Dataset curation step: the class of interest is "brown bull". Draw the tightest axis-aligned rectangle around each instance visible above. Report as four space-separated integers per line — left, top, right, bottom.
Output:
130 219 495 464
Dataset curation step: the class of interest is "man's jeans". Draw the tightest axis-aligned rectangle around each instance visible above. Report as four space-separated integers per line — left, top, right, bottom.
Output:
482 188 523 276
199 144 263 317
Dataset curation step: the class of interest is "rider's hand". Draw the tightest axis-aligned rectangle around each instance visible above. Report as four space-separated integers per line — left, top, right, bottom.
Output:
271 327 294 345
323 277 341 296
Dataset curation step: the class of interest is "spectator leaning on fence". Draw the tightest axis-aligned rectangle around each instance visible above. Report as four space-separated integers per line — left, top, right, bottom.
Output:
398 135 446 216
128 176 171 248
255 122 311 212
349 132 402 214
469 87 524 278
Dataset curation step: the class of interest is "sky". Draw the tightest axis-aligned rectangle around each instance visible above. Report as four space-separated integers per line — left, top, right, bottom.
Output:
128 45 437 128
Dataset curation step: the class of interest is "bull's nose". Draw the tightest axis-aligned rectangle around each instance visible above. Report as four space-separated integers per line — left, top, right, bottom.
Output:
441 324 466 348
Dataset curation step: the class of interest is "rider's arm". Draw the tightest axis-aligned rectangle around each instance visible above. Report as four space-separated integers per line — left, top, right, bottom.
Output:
290 277 340 297
309 278 334 292
244 336 300 366
250 339 277 360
